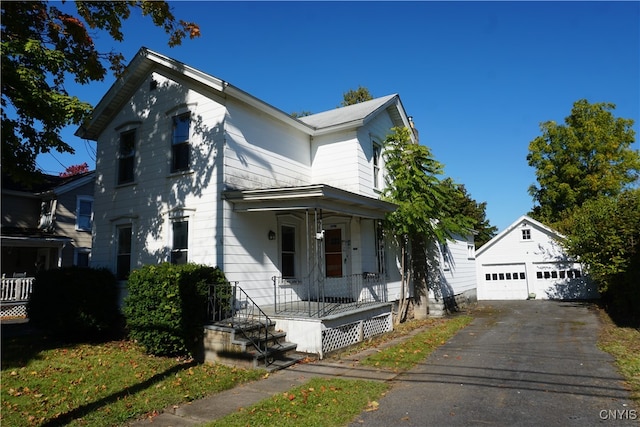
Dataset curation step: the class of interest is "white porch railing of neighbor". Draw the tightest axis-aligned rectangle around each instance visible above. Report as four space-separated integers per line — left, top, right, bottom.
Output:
273 273 387 317
1 277 35 302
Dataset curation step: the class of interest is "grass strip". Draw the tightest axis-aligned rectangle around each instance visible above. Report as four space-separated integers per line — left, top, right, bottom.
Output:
204 377 389 427
360 315 473 371
597 309 640 405
1 338 264 426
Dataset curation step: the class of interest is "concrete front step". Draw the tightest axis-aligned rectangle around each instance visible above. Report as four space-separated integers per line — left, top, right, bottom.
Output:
203 321 302 371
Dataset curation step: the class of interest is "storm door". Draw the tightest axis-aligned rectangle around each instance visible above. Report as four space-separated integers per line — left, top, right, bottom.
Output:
324 228 343 277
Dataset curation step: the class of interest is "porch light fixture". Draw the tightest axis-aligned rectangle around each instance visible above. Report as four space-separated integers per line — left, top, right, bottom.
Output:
268 230 276 240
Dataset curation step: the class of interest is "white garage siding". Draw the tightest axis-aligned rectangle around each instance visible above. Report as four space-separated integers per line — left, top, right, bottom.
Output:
478 264 529 300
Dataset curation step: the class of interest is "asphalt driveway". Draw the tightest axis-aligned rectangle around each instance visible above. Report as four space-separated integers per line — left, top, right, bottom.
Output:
351 300 637 426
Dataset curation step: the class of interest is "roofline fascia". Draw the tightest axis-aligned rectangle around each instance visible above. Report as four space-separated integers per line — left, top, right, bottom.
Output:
476 214 565 257
76 47 316 139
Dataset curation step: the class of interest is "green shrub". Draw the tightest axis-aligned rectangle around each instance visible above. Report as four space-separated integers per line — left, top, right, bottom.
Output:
123 263 230 357
28 267 121 340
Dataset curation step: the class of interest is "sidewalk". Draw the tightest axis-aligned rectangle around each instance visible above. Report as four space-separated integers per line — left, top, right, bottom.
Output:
127 326 428 426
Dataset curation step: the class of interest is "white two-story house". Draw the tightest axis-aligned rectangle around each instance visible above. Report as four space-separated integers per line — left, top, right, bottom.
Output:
77 47 470 356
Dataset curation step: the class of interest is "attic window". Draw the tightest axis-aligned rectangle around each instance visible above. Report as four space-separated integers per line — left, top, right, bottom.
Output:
522 229 531 240
150 79 158 91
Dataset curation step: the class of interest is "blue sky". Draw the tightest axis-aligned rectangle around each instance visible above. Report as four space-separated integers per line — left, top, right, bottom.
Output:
38 1 640 232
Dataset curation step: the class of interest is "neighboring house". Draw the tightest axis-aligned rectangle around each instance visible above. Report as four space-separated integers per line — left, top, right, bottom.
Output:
476 215 598 300
76 47 472 357
1 171 95 317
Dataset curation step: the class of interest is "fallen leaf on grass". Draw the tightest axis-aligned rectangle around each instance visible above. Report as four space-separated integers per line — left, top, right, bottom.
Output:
365 401 379 412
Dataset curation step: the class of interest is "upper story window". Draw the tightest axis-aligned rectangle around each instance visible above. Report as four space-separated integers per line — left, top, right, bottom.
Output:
118 130 136 184
76 196 93 231
171 113 190 173
38 199 55 230
522 229 531 240
373 142 381 189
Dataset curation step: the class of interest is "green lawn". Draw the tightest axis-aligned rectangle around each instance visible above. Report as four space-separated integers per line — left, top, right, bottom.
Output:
204 377 389 427
1 337 264 426
597 308 640 405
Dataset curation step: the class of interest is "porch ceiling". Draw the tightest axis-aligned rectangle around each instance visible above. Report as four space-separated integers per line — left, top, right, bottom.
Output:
223 185 396 219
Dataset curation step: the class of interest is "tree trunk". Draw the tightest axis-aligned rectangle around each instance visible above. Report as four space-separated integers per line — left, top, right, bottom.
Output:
395 244 411 325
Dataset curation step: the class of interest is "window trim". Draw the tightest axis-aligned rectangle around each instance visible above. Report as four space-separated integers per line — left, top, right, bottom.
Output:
74 247 91 267
75 195 94 231
171 112 191 173
117 129 136 185
170 218 189 264
115 224 133 280
372 141 382 190
277 214 303 279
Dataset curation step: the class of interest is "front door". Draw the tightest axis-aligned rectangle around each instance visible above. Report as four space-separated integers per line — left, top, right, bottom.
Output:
324 228 343 277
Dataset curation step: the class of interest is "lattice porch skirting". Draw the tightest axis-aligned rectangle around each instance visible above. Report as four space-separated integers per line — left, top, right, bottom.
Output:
321 312 392 354
1 302 28 318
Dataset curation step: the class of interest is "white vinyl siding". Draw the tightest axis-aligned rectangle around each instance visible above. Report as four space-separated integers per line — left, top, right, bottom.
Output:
476 216 598 300
224 99 310 190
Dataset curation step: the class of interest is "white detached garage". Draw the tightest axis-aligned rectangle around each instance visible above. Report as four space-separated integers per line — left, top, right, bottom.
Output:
476 215 599 300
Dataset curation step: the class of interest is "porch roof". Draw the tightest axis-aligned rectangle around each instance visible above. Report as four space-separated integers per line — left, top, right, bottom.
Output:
223 185 396 219
1 227 73 247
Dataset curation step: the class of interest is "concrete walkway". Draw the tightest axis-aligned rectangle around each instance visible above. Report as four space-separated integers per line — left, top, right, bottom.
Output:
126 325 415 426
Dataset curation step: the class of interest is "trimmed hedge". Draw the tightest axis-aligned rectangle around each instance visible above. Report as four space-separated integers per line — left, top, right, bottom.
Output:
27 267 121 340
123 263 229 357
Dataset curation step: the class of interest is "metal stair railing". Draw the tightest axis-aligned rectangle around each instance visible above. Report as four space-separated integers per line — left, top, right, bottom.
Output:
208 281 280 367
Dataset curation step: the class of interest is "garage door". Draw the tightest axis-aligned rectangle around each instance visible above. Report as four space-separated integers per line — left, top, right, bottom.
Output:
532 264 585 300
479 264 529 300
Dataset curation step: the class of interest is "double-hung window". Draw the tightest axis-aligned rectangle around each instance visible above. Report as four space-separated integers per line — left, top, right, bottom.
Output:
171 113 190 172
76 196 93 231
372 142 381 189
118 130 135 184
116 225 132 280
281 225 296 278
171 220 189 264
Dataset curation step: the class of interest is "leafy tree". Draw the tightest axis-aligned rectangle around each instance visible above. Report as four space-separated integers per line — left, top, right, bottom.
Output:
340 86 373 107
59 162 89 177
1 1 200 184
382 127 473 323
441 179 497 249
527 99 639 226
563 189 640 326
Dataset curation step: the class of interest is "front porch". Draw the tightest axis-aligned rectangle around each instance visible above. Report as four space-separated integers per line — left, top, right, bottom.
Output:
270 273 393 356
206 274 393 361
1 276 35 318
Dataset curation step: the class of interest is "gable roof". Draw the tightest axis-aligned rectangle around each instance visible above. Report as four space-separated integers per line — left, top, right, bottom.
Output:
2 171 95 196
76 47 413 141
476 214 565 257
299 94 408 135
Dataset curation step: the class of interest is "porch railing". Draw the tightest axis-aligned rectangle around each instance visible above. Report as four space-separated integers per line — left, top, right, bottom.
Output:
207 282 277 367
273 273 387 317
1 277 35 302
